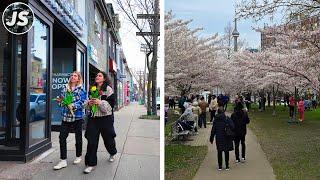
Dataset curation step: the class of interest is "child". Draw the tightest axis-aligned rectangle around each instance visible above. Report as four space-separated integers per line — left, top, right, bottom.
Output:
298 97 305 122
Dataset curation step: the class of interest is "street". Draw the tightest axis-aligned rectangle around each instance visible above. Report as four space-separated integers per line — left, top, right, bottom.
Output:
0 103 160 180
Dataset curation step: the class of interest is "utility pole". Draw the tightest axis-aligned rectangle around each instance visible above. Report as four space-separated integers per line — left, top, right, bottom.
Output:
136 0 160 115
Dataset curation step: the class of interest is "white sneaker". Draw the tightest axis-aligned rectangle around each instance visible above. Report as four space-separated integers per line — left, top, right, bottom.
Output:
241 158 246 162
83 166 95 174
73 157 82 164
235 160 240 163
226 168 230 171
53 160 67 170
108 155 115 162
218 168 222 171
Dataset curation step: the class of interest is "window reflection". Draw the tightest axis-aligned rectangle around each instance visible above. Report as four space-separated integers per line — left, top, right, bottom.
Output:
29 17 48 146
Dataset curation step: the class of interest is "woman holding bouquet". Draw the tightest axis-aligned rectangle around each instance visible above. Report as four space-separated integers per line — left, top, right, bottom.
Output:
53 71 87 170
83 71 117 174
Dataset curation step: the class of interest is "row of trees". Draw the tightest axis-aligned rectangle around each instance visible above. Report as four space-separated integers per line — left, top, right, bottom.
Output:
165 0 320 104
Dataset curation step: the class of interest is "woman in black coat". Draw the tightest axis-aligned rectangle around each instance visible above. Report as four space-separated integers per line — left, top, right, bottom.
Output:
231 102 250 163
210 107 234 170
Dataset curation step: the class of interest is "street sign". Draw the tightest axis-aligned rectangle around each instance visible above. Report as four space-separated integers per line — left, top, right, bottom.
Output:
137 14 160 19
136 32 160 36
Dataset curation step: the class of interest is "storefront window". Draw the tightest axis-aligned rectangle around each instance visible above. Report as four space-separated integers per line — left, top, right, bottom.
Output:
29 17 49 146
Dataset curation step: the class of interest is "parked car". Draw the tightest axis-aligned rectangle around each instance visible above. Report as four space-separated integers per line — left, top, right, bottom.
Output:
29 93 46 121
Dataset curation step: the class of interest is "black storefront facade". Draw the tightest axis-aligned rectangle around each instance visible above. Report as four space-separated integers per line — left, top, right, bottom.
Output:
0 0 87 161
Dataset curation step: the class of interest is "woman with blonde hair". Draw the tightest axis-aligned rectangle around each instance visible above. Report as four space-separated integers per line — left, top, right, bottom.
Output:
53 71 87 170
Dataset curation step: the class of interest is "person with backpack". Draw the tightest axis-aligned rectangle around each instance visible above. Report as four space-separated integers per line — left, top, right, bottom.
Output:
210 107 234 171
231 102 250 163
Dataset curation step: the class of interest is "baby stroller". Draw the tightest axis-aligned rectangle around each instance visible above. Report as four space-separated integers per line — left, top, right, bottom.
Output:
171 111 197 140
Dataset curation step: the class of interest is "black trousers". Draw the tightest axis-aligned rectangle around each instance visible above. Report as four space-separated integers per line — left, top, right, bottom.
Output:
217 150 229 169
289 105 294 118
234 136 246 160
198 112 206 128
210 110 216 122
59 120 83 160
85 116 117 166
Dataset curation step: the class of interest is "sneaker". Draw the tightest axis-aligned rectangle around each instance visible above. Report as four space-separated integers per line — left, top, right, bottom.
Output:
108 155 116 162
241 158 246 162
235 160 240 163
226 167 230 171
83 166 95 174
53 160 67 170
218 168 222 171
73 157 82 164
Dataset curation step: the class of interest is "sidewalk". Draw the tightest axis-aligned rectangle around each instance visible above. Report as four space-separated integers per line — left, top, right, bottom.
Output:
0 103 160 180
193 127 275 180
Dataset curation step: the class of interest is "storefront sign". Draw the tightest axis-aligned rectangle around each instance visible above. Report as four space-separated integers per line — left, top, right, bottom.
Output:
88 45 98 63
109 58 117 72
43 0 84 36
52 73 70 90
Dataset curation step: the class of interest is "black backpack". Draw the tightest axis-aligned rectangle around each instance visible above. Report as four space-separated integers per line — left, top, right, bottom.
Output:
225 116 235 137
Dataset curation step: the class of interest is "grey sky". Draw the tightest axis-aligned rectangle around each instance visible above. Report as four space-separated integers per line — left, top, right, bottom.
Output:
165 0 267 48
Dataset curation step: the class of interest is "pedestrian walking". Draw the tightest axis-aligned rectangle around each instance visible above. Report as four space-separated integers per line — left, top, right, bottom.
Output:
179 96 186 114
198 97 208 128
192 101 201 131
289 95 295 119
298 97 305 122
53 71 87 170
231 102 250 163
245 94 251 112
83 71 117 174
210 107 234 170
312 94 317 110
209 95 218 122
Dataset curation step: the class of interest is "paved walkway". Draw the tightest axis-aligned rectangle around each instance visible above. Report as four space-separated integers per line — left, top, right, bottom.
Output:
193 127 275 180
0 103 160 180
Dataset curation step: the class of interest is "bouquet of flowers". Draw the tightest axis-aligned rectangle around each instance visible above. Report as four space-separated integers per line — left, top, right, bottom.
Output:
89 86 103 116
53 89 74 116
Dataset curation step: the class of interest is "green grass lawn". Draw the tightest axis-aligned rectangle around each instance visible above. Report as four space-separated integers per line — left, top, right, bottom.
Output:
165 144 207 180
249 105 320 180
165 108 208 180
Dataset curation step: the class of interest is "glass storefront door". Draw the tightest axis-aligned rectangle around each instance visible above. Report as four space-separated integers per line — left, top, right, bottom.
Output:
29 17 49 146
0 16 22 150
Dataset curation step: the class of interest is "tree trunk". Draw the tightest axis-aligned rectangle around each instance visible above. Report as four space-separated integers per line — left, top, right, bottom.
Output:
151 0 159 116
272 85 276 116
267 92 271 107
147 72 152 115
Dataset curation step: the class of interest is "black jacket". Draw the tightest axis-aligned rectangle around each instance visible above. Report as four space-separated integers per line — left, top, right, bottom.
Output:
210 112 234 151
231 111 250 137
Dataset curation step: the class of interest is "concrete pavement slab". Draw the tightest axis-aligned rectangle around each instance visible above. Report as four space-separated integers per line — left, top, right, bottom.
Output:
193 129 275 180
123 136 160 156
128 120 160 138
33 152 119 180
114 154 160 180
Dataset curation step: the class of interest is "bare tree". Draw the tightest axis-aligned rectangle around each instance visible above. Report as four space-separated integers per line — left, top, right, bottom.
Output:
114 0 160 115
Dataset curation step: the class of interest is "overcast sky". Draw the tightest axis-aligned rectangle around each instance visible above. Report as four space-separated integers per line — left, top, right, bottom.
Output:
165 0 275 48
